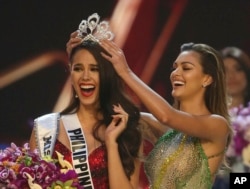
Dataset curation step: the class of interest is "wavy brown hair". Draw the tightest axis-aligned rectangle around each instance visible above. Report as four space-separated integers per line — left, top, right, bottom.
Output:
173 43 233 168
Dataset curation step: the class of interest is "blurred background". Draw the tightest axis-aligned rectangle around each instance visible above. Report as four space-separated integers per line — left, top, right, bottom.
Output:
1 0 250 148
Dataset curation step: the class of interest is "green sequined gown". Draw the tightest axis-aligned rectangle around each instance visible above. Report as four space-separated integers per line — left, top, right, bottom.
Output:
144 130 212 189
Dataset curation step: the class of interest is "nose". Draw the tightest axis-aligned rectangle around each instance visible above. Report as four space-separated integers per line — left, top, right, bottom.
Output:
225 69 235 79
171 67 181 76
82 70 90 80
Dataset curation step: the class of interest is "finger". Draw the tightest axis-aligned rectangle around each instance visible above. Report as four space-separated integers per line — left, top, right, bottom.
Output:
70 31 79 38
109 115 121 127
100 40 120 55
112 114 127 126
113 104 127 114
100 52 112 61
66 39 83 55
113 107 128 123
70 37 82 43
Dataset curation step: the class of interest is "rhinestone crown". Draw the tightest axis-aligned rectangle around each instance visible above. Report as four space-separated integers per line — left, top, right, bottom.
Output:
77 13 114 42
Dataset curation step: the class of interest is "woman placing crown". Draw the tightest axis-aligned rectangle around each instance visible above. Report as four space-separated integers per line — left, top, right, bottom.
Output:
98 40 232 188
30 13 151 189
66 27 233 188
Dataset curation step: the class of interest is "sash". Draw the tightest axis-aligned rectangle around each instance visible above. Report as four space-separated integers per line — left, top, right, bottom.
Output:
34 113 59 157
61 113 94 189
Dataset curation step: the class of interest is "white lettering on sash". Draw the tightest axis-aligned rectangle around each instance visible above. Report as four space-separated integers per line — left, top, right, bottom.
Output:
68 128 93 188
43 136 52 156
35 113 59 158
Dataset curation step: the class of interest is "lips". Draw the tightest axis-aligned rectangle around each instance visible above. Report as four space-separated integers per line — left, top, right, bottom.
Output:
79 84 95 97
172 80 185 87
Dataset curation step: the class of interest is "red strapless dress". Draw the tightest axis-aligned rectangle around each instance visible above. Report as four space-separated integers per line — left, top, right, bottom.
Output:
52 139 153 189
52 140 109 189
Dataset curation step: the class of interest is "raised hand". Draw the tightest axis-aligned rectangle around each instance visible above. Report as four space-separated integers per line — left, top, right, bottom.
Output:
105 104 128 144
66 31 83 55
99 40 131 77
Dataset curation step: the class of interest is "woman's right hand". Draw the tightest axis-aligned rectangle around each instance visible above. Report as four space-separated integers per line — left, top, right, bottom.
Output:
66 31 82 55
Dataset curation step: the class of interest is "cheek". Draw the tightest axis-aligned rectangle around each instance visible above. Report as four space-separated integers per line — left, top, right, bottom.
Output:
238 72 247 82
185 72 200 81
70 74 76 83
186 73 204 87
70 73 80 87
230 72 248 86
94 73 100 84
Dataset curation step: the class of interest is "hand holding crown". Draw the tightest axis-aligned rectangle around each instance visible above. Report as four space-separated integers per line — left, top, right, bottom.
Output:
66 13 114 55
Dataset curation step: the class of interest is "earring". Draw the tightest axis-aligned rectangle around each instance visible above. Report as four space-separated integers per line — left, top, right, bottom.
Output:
75 94 78 98
202 84 206 88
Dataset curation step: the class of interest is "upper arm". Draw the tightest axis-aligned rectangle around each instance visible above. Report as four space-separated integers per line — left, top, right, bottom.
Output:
129 142 143 188
167 110 229 141
139 112 168 143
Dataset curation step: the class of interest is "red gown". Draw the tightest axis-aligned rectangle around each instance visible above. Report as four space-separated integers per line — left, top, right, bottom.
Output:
52 139 153 189
53 140 109 189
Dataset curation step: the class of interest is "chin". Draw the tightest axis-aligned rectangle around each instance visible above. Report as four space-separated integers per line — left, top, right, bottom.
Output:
80 99 98 106
172 91 180 98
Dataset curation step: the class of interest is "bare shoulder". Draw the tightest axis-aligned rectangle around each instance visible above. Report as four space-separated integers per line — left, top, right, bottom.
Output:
209 114 228 126
208 114 230 137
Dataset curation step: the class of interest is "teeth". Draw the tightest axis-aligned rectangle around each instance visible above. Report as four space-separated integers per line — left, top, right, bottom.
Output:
80 85 94 89
173 81 184 85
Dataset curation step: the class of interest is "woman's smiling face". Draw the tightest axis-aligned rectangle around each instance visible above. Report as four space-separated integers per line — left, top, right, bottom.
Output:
224 57 248 98
170 50 209 101
70 49 100 108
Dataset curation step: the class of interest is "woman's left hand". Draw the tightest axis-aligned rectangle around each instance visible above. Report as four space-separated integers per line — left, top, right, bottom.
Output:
105 104 128 144
99 40 131 77
66 31 83 55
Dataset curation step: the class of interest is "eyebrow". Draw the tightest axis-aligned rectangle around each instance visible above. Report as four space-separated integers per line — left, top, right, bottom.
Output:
173 61 195 66
72 63 98 66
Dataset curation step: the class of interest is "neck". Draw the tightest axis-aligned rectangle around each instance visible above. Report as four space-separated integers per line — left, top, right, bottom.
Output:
229 95 244 108
179 99 210 115
77 106 102 129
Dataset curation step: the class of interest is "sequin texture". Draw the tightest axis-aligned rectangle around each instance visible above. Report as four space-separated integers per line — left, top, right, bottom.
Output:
144 130 212 189
53 140 109 189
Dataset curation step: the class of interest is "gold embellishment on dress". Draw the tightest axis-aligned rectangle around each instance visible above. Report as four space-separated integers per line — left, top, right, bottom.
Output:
153 134 187 189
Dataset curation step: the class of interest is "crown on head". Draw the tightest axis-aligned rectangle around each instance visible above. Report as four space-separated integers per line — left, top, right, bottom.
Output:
77 13 114 42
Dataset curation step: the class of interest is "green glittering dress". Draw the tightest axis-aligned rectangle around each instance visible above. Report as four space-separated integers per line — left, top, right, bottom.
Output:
144 130 213 189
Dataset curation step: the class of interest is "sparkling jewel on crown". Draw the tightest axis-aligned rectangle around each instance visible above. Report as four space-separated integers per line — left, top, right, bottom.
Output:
77 13 114 42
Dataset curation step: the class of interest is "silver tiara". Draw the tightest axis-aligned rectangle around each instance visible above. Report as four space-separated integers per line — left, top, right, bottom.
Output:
77 13 114 42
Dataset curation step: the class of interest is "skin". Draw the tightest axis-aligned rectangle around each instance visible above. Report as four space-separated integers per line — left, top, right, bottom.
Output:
99 39 230 181
66 31 168 139
224 57 248 108
30 48 141 189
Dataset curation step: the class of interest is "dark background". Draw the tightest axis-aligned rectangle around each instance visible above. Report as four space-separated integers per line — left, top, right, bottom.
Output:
1 0 250 148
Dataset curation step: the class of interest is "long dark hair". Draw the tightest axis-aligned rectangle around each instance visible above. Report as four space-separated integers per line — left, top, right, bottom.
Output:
61 40 141 178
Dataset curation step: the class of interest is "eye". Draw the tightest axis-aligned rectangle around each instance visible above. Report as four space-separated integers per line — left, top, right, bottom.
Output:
72 65 83 72
91 66 99 72
183 66 192 71
235 66 244 72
